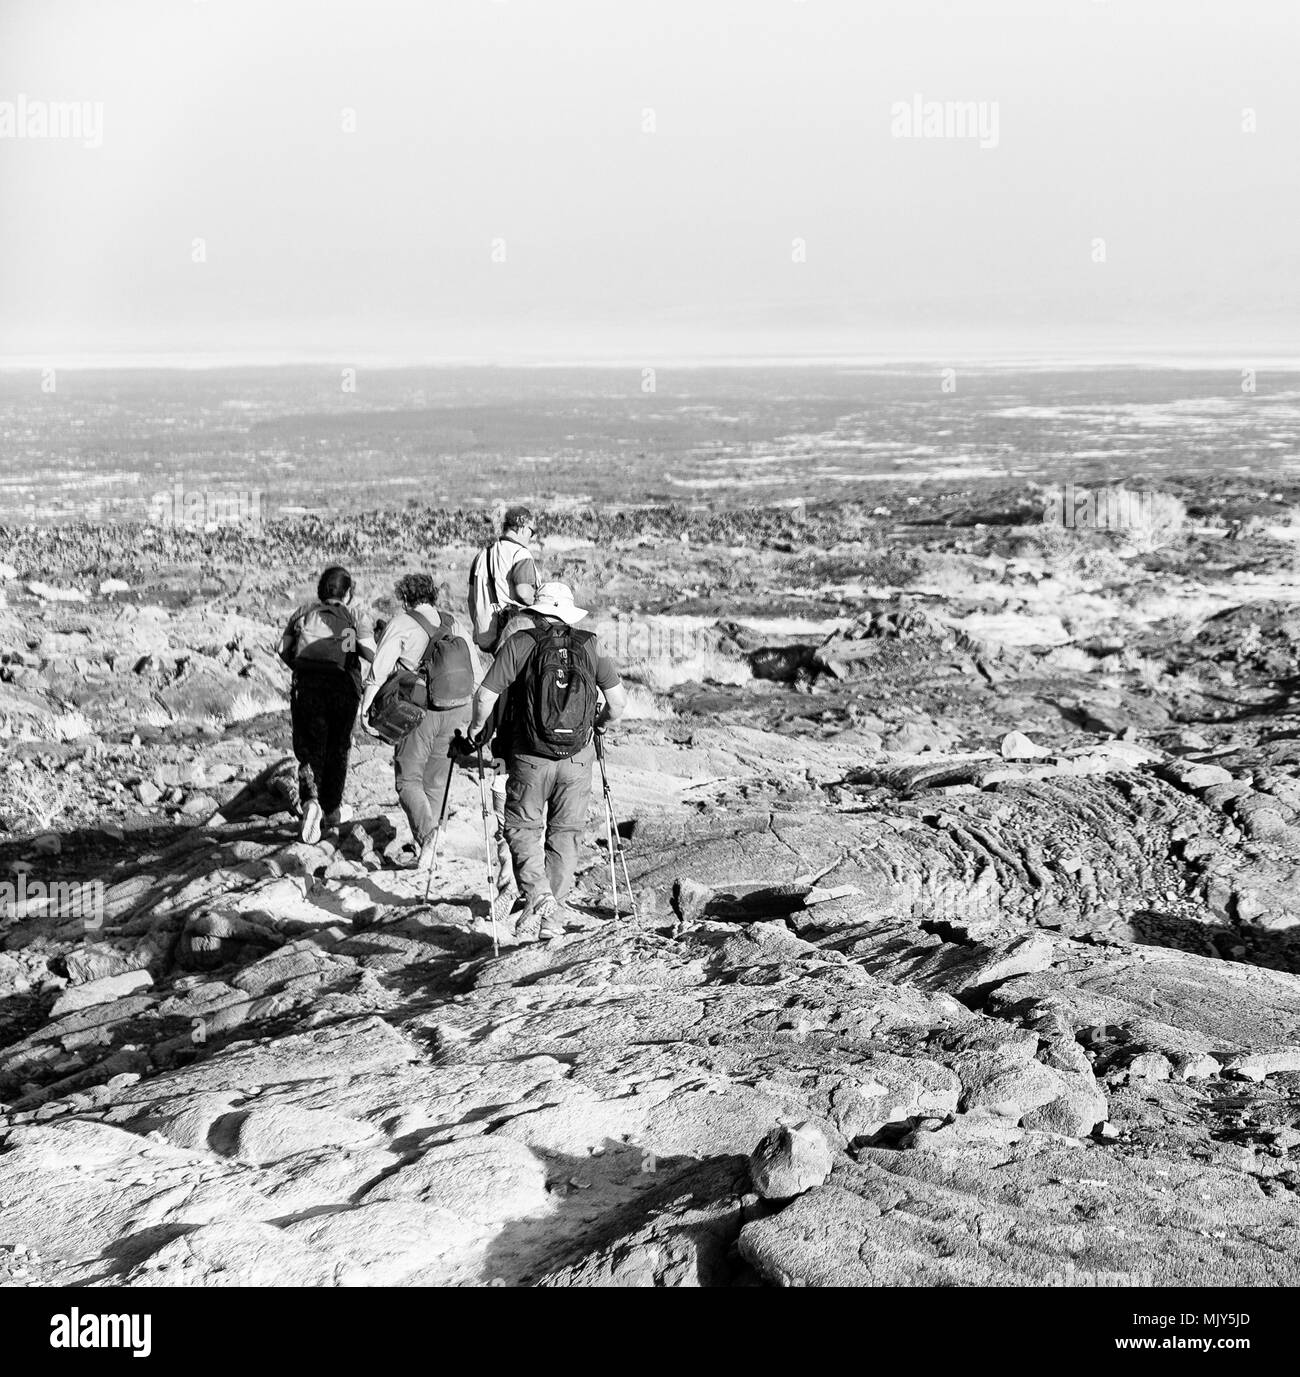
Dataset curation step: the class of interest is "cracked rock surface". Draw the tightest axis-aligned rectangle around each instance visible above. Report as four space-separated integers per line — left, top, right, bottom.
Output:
5 496 1300 1285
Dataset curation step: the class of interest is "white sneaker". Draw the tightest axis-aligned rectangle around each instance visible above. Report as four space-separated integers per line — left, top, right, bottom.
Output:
300 800 323 845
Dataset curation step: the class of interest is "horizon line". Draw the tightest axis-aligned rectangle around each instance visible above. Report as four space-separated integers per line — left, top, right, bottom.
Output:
4 347 1300 373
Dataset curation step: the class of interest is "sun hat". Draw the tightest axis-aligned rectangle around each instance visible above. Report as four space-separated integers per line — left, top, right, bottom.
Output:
531 581 588 625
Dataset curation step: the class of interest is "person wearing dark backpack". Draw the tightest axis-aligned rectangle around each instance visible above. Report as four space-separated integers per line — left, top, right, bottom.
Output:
464 581 626 941
278 565 376 845
360 573 483 870
480 603 549 908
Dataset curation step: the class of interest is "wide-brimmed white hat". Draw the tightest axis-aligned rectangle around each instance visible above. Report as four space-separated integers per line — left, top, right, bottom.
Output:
532 581 588 625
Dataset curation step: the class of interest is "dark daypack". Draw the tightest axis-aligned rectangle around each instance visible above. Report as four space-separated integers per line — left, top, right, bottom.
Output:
410 610 478 710
518 623 598 759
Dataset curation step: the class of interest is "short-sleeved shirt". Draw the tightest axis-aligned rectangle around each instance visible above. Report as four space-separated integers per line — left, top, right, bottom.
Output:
482 619 621 756
486 536 538 607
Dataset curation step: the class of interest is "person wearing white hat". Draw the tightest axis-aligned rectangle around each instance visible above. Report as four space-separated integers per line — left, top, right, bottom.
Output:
466 581 626 941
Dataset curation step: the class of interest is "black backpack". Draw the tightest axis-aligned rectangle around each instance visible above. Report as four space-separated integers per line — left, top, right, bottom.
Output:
519 623 598 759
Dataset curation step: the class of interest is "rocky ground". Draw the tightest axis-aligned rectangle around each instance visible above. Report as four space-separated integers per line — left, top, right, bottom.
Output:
4 487 1300 1286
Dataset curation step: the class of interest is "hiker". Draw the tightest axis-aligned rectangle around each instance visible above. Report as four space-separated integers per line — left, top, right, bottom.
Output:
463 581 626 941
278 565 375 844
481 602 549 906
467 506 540 652
360 574 483 867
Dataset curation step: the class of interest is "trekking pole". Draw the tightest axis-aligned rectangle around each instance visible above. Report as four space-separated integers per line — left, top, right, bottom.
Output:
470 737 501 957
602 792 619 918
424 749 457 902
594 731 638 922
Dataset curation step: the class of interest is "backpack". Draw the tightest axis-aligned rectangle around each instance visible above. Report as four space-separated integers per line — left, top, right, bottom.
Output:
411 610 482 710
365 609 482 743
365 676 426 744
518 623 598 759
468 545 503 651
284 602 356 672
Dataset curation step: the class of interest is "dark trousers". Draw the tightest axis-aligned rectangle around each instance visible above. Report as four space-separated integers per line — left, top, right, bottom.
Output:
394 702 472 846
291 672 359 814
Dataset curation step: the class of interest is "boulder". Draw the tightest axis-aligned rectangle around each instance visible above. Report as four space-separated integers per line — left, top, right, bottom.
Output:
364 1135 551 1226
49 970 154 1016
749 1122 834 1200
229 1104 381 1163
1001 731 1050 760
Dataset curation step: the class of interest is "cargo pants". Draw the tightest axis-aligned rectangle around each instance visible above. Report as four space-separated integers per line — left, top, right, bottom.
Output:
394 702 472 846
502 742 595 906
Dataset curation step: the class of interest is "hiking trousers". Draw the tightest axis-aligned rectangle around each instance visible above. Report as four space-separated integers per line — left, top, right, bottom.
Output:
291 671 360 815
503 743 595 906
491 779 515 893
394 702 471 846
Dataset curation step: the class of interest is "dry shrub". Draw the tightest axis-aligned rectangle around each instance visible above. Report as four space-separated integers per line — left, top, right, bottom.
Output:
620 685 676 721
1121 489 1187 553
4 771 77 831
1038 645 1097 674
221 689 288 724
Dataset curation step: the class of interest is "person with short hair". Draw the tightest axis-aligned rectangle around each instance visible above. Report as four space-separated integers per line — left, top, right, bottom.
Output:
361 573 474 867
279 565 375 844
481 602 549 906
466 581 626 941
467 505 541 652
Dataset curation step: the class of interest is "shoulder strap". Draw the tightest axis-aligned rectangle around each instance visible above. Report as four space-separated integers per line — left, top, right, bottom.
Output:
487 542 506 595
409 609 442 641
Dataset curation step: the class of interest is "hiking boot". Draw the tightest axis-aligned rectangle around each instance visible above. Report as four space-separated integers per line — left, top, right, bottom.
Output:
324 804 353 830
300 800 323 845
491 884 518 928
474 894 523 944
417 836 439 872
539 911 566 941
513 901 543 944
532 895 566 941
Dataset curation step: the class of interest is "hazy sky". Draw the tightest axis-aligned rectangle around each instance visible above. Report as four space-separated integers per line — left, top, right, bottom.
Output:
1 0 1296 361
